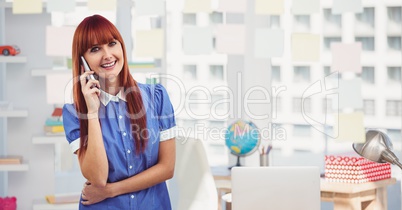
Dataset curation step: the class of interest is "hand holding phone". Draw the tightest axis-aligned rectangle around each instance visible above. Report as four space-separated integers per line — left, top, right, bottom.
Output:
81 56 96 81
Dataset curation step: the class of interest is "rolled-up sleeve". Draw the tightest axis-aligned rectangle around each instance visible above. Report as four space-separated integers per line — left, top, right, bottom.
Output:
62 103 81 153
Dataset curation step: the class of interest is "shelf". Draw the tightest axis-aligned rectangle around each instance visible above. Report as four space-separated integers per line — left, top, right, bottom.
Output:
0 56 27 63
0 163 29 171
130 67 162 74
33 199 78 210
0 109 28 117
31 69 71 77
32 135 67 145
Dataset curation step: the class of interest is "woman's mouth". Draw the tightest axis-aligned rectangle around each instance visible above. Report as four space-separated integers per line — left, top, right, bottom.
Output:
101 61 116 69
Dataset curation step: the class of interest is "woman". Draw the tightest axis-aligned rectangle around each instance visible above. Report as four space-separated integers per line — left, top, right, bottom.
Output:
62 14 176 209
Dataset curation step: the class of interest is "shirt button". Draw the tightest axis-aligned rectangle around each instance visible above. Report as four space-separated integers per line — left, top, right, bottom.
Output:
119 115 123 119
127 150 131 154
129 165 133 169
131 195 135 199
123 132 127 136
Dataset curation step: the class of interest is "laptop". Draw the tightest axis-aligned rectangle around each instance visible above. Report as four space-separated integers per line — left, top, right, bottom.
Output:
231 166 320 210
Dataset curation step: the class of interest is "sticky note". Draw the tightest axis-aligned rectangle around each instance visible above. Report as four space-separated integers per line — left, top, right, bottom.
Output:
254 29 284 58
332 0 363 14
134 29 164 58
291 0 320 14
183 0 212 13
134 0 165 16
46 73 73 104
183 27 213 55
46 26 75 57
331 43 362 73
47 0 75 13
215 24 245 55
87 0 116 11
255 0 284 15
218 0 247 13
13 0 42 14
339 78 363 109
291 33 320 62
334 112 365 143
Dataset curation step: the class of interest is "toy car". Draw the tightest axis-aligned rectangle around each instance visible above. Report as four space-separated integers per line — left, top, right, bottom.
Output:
0 45 20 56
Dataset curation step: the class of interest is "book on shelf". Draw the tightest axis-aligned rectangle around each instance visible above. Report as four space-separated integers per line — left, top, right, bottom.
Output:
45 118 63 126
51 107 63 118
0 155 22 164
45 192 80 204
44 125 64 133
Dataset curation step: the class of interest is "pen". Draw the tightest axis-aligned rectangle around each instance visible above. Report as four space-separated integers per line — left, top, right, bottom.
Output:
266 144 272 154
261 146 265 155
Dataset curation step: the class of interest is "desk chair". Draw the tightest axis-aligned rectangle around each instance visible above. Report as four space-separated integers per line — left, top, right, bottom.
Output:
167 136 218 210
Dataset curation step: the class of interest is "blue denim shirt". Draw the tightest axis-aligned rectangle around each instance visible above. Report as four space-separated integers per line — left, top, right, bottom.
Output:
62 83 176 210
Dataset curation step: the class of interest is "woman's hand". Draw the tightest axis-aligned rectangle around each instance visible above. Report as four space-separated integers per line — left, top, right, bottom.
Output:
81 181 110 205
80 69 101 114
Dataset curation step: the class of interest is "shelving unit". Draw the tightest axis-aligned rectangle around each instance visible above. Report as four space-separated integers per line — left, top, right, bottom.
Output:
33 199 78 210
0 56 27 63
0 109 28 117
0 163 29 171
0 53 29 196
31 69 70 77
32 135 67 145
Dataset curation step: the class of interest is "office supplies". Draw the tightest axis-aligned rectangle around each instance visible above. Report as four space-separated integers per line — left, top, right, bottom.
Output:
231 166 320 210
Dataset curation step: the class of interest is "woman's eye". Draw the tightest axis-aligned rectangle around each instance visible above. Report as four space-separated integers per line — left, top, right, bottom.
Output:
90 47 100 52
109 41 117 46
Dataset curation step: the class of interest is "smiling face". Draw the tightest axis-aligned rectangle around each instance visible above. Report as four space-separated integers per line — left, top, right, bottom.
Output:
83 39 124 84
72 15 130 94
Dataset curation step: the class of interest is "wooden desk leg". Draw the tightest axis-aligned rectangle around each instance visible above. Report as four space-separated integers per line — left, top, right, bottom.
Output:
217 189 222 210
333 193 362 210
362 187 387 210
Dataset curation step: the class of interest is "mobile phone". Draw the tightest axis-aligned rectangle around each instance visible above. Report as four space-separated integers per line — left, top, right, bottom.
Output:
81 56 96 80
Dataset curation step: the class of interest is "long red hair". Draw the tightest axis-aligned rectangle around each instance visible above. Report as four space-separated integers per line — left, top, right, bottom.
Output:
71 14 148 157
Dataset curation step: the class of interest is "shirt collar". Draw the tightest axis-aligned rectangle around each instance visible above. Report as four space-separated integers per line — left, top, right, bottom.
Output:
99 88 126 106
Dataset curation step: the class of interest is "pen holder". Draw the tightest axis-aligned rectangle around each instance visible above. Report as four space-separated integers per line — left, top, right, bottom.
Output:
260 154 269 167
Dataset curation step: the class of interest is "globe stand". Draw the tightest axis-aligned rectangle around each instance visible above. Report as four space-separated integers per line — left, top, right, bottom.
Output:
228 156 242 169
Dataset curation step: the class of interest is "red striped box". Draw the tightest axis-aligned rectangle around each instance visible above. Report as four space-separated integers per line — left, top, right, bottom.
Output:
325 155 391 184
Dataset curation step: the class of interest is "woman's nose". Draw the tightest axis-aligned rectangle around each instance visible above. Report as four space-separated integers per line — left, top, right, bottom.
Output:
103 47 113 60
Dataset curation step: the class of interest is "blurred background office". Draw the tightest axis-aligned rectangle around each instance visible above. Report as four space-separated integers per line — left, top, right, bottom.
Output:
0 0 400 209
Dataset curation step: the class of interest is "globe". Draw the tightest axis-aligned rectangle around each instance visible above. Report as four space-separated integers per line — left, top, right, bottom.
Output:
225 120 260 168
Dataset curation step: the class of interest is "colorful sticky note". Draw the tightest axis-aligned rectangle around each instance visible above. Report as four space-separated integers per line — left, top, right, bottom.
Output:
87 0 116 11
134 0 165 16
183 0 212 13
46 0 75 13
255 0 284 15
46 73 73 104
339 78 363 110
331 43 362 73
183 27 213 55
46 26 75 57
218 0 247 13
291 33 320 62
215 24 245 55
332 0 362 14
254 29 284 58
13 0 42 14
334 112 365 143
134 29 164 58
291 0 320 14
